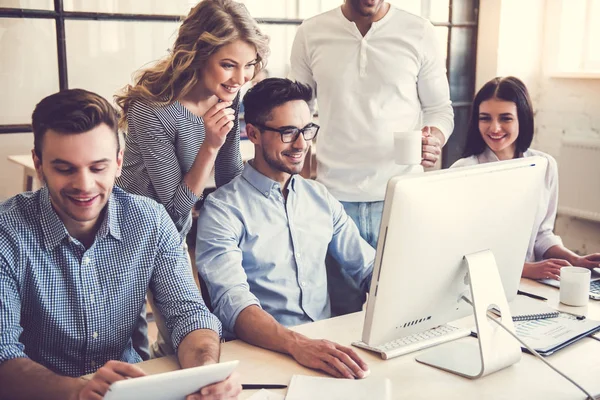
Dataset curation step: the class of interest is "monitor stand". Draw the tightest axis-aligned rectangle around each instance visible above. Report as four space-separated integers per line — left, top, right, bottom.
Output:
416 249 522 378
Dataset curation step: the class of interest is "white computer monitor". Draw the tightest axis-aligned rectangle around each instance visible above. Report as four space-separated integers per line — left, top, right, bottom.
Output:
361 157 548 376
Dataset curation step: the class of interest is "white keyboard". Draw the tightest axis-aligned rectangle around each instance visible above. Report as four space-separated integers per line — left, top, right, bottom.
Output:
352 325 472 360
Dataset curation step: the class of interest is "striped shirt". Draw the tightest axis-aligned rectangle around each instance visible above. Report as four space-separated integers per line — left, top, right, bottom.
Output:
116 95 244 236
0 186 221 377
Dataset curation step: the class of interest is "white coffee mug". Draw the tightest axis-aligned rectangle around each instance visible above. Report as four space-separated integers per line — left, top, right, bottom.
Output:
394 131 422 165
559 266 591 307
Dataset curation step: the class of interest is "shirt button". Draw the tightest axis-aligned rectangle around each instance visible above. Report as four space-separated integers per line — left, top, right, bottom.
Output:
296 252 301 258
301 281 307 287
82 257 91 266
90 294 95 304
264 191 269 196
92 332 99 339
90 360 97 368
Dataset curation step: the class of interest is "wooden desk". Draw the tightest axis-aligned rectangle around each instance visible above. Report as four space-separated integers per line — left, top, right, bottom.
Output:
8 154 40 192
135 280 600 399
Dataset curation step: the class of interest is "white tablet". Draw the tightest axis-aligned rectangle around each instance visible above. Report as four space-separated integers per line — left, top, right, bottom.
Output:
103 360 239 400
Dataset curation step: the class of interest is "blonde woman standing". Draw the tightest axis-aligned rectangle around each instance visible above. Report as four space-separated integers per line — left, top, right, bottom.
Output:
115 0 269 358
116 0 269 237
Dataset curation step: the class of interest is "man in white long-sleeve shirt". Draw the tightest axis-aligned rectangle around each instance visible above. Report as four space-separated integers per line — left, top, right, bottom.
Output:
289 0 454 313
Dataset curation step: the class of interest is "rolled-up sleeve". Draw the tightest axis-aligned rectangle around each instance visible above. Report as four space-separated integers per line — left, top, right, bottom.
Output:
195 197 260 333
418 21 454 141
214 95 243 188
149 207 221 351
534 156 563 260
326 193 376 293
0 232 28 365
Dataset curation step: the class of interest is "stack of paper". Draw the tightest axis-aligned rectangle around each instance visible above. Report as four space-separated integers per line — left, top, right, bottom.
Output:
247 389 285 400
285 375 392 400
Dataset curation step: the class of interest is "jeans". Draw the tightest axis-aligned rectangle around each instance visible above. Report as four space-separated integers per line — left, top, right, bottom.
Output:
326 201 384 316
339 201 384 249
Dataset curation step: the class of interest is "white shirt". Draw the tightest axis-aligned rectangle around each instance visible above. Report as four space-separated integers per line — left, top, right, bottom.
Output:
451 148 563 262
289 6 454 201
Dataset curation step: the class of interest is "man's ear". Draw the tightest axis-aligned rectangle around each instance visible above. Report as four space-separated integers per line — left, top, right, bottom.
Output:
31 148 45 184
115 149 124 178
246 123 261 145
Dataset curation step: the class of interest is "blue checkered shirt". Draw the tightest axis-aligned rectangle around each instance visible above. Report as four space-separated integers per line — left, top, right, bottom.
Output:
0 186 221 377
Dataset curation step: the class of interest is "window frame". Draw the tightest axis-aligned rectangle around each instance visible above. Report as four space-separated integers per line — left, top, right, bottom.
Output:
0 0 480 168
543 0 600 79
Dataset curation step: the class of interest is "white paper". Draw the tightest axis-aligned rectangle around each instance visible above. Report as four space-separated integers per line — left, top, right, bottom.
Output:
285 375 392 400
246 389 285 400
514 313 600 352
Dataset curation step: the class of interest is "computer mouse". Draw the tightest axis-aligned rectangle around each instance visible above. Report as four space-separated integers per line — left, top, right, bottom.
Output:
357 368 371 379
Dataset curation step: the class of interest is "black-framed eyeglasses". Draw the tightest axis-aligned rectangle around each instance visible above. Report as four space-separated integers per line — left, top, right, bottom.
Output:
253 122 320 143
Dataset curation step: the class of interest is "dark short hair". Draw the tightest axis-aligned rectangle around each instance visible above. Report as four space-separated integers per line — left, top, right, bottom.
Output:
32 88 120 159
462 76 534 158
243 78 312 125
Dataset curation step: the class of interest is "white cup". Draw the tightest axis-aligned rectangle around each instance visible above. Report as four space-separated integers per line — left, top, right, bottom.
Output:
559 266 591 307
394 131 422 165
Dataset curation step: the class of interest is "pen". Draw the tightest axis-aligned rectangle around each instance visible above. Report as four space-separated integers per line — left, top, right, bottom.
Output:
559 309 586 320
242 384 288 390
517 290 547 301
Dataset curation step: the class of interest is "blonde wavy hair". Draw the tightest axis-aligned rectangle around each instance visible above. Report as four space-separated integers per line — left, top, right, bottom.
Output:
115 0 270 129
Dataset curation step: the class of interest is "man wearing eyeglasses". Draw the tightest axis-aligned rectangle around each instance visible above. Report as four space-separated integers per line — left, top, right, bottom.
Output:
195 78 375 379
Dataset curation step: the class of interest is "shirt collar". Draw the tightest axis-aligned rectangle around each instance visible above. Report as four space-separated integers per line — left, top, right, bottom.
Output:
40 187 70 250
478 147 532 163
101 190 122 241
39 187 122 250
477 147 501 163
242 161 298 198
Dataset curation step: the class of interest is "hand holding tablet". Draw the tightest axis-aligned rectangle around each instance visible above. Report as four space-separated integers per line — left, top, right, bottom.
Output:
102 360 239 400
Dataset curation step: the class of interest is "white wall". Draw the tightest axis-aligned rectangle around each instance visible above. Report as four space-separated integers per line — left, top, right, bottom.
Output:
477 0 600 254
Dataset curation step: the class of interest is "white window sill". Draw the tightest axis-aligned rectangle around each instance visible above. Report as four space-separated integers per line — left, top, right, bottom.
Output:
548 71 600 79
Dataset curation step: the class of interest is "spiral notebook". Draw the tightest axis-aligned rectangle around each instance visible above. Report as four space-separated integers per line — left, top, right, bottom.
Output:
514 313 600 356
491 295 559 322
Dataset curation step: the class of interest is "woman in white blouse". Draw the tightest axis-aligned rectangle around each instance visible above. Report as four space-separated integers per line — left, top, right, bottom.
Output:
452 76 600 281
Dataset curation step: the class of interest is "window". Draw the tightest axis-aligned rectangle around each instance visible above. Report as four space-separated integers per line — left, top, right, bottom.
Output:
0 0 479 167
545 0 600 78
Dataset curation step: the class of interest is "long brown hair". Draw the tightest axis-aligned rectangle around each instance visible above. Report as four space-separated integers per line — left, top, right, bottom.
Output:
115 0 270 129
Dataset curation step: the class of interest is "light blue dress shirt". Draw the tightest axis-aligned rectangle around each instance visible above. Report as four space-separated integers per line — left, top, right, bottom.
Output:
0 186 221 377
195 162 375 334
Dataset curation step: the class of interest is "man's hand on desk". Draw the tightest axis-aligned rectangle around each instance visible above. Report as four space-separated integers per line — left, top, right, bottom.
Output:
522 259 571 281
186 371 242 400
75 360 146 400
572 253 600 271
288 336 369 380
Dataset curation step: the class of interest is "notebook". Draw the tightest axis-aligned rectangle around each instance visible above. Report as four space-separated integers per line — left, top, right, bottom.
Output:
513 313 600 356
247 389 285 400
491 295 559 321
285 375 392 400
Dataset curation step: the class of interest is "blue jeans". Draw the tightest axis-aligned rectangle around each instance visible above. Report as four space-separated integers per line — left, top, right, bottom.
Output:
326 201 384 316
340 201 384 249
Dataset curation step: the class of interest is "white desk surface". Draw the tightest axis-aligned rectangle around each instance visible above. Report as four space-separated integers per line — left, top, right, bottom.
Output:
135 279 600 399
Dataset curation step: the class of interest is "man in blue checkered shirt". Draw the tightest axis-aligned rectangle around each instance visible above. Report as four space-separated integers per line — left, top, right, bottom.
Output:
0 89 241 399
